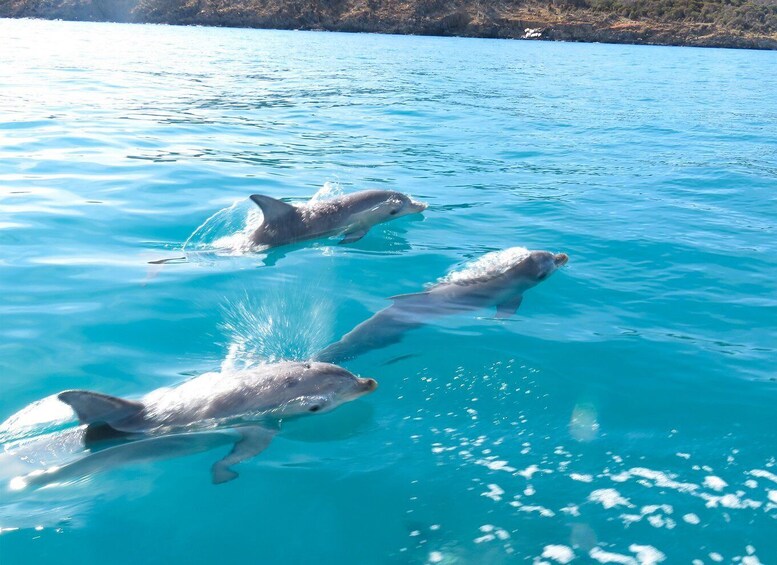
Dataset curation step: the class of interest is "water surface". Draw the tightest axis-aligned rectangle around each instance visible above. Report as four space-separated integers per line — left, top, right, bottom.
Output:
1 18 776 564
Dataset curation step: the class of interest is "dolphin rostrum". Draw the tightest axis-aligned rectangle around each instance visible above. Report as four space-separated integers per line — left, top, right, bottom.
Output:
248 189 427 248
316 248 569 364
7 362 377 487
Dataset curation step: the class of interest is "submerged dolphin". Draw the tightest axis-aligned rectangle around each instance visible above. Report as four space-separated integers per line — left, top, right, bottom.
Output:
3 426 242 492
248 189 427 248
6 362 377 487
316 248 569 363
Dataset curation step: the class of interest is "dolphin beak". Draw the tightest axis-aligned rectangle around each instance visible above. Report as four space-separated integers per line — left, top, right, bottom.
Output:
410 199 428 213
359 378 379 393
554 253 569 267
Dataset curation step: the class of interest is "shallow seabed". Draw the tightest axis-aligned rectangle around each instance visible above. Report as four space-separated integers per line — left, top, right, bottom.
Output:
1 17 776 564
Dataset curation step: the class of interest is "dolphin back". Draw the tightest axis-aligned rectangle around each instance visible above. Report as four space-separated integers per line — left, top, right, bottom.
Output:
315 305 427 364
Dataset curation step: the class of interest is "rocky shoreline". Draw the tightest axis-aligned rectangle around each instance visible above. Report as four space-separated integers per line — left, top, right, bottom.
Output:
1 0 775 50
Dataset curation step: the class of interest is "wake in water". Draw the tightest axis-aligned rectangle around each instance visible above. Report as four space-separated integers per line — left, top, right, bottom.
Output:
183 199 264 255
0 403 145 531
0 394 76 445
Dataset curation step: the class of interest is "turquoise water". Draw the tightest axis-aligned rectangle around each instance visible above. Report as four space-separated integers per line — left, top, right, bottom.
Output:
1 16 776 564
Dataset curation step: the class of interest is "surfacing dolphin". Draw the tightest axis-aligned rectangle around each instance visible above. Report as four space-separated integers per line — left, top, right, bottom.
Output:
7 362 377 487
316 248 569 364
249 189 427 248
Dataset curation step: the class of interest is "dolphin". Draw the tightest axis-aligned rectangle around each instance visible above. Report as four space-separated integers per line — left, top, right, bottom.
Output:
316 248 569 364
5 362 377 487
248 189 427 248
3 427 243 492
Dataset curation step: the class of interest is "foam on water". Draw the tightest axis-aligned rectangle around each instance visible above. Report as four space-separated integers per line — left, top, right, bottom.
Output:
402 360 777 563
308 180 344 204
0 396 75 444
182 198 262 255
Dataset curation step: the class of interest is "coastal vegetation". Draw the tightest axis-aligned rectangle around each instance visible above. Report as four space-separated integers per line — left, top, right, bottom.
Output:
1 0 776 48
584 0 776 35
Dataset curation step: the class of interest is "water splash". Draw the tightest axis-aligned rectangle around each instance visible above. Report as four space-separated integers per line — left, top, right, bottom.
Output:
182 198 262 255
219 288 334 371
309 180 344 204
0 395 75 444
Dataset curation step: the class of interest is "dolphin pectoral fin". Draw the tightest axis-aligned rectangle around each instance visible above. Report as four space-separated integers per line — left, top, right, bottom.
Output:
147 256 186 265
339 228 368 245
249 194 296 222
211 465 239 484
260 247 290 267
211 426 276 485
495 296 523 319
58 390 144 429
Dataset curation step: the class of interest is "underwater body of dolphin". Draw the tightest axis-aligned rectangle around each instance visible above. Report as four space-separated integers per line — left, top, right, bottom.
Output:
6 362 377 487
316 248 569 364
248 189 427 248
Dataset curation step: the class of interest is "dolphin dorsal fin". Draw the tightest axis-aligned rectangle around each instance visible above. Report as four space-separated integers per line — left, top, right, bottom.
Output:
249 194 296 222
58 390 144 427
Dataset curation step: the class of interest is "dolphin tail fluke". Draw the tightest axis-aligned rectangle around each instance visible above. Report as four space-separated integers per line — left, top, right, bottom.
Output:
211 426 275 485
58 390 144 429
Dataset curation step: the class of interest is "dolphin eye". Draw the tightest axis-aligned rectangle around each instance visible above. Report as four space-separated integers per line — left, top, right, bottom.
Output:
304 363 311 369
309 405 321 412
388 199 403 215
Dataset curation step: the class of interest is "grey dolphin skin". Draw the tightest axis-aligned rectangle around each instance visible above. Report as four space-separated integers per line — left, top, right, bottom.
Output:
4 427 242 491
316 248 569 364
8 361 377 487
249 189 427 248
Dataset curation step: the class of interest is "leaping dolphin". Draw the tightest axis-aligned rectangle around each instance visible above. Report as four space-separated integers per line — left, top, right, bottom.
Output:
5 362 377 487
316 248 569 364
248 189 427 248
